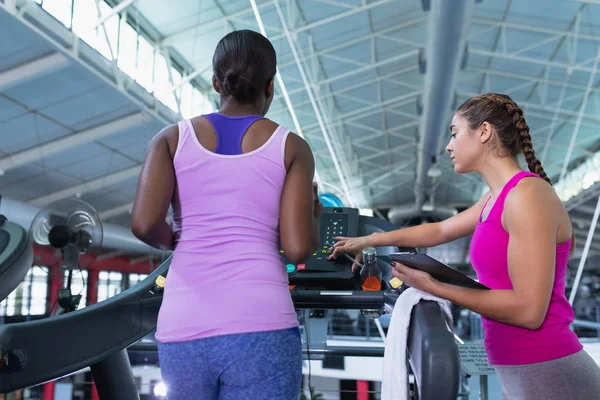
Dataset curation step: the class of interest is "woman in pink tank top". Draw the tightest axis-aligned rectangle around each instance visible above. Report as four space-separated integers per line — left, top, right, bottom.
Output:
332 93 600 399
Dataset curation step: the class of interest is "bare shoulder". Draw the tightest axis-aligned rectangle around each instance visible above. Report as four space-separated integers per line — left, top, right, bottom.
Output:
149 123 179 159
285 131 309 149
503 176 564 230
507 176 557 206
283 131 313 169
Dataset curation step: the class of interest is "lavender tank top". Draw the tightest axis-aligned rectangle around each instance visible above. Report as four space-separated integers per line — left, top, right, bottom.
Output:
155 115 297 343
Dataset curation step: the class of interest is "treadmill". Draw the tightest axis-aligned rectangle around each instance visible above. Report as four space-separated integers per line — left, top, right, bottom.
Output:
0 215 33 302
0 211 459 399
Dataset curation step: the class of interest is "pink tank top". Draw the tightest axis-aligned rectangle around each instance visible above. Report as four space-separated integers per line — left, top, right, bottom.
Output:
469 171 582 365
155 119 298 343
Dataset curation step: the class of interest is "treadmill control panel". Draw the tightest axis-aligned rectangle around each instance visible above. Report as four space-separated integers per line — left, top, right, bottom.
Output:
284 207 359 289
318 211 349 257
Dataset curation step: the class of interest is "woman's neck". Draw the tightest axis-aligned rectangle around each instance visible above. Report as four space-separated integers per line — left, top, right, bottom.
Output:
477 156 524 195
218 96 264 116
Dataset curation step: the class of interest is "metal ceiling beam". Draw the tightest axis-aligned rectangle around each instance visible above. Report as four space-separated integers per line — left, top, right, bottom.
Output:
100 202 134 220
558 47 600 183
0 0 176 126
29 165 142 207
456 91 600 123
312 0 355 8
269 0 393 42
295 4 366 205
277 17 425 70
476 17 600 45
92 0 138 29
348 120 420 143
316 143 416 176
569 191 600 304
415 0 475 208
0 52 69 91
302 91 420 132
160 0 276 46
470 48 598 74
466 67 595 96
266 0 354 203
248 0 322 183
279 51 418 101
302 118 418 147
0 112 147 173
273 64 419 107
574 204 598 215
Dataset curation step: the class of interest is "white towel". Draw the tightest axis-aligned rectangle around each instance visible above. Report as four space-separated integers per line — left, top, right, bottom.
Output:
381 287 453 400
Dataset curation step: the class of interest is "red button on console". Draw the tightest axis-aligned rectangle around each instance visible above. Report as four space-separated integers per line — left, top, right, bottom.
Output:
297 264 306 271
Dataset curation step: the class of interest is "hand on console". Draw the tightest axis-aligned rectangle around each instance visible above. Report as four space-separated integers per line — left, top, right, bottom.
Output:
328 235 372 272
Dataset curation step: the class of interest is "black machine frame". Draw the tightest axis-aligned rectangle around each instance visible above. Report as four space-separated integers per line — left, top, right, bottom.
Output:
0 215 459 399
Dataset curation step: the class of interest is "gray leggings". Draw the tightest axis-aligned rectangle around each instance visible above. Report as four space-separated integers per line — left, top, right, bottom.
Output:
494 350 600 400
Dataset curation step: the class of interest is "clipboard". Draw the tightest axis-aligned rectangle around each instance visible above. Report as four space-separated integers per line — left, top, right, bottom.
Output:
383 253 490 290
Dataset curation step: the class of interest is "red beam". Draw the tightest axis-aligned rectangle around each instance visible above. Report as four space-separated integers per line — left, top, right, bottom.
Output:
33 245 156 274
91 382 100 400
87 269 99 306
356 380 369 400
43 381 55 400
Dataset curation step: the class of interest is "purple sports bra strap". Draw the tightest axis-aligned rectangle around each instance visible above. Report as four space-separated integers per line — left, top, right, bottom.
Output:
202 113 264 155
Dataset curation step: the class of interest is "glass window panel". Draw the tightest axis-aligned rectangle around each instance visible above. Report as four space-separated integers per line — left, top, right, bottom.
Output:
97 271 123 303
154 52 177 111
136 36 155 92
127 273 149 289
42 0 73 29
180 83 194 118
0 267 48 316
73 0 100 51
94 1 119 60
118 18 138 79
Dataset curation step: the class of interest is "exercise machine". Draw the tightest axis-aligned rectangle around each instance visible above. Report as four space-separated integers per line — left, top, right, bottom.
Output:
0 211 459 399
0 215 33 302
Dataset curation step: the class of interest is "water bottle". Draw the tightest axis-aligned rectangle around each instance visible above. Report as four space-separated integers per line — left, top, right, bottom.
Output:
360 247 382 291
360 247 384 319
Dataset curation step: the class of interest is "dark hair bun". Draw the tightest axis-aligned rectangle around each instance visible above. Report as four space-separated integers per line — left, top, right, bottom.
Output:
213 30 276 104
223 69 255 103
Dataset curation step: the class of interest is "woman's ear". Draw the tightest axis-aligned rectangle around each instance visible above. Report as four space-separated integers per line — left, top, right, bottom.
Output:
479 121 493 144
266 78 274 99
212 75 221 94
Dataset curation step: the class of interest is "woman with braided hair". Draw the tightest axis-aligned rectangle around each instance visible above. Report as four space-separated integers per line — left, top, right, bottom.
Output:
331 93 600 399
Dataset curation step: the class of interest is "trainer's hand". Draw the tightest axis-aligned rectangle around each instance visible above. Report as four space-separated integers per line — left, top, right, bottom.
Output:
392 262 437 293
329 235 371 272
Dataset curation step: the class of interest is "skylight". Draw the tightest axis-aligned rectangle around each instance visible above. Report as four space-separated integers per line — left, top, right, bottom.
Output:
38 0 213 119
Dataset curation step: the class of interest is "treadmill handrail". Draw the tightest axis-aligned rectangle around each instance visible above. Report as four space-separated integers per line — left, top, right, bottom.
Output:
0 258 170 393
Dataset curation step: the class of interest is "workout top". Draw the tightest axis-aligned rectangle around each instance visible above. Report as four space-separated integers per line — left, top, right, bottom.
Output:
469 170 582 365
155 113 298 343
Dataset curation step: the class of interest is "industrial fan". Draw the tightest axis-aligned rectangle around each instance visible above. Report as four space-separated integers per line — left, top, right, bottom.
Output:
29 198 104 314
317 182 350 208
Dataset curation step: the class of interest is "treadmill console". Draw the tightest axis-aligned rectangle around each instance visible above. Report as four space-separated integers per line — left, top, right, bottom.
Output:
284 207 359 289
